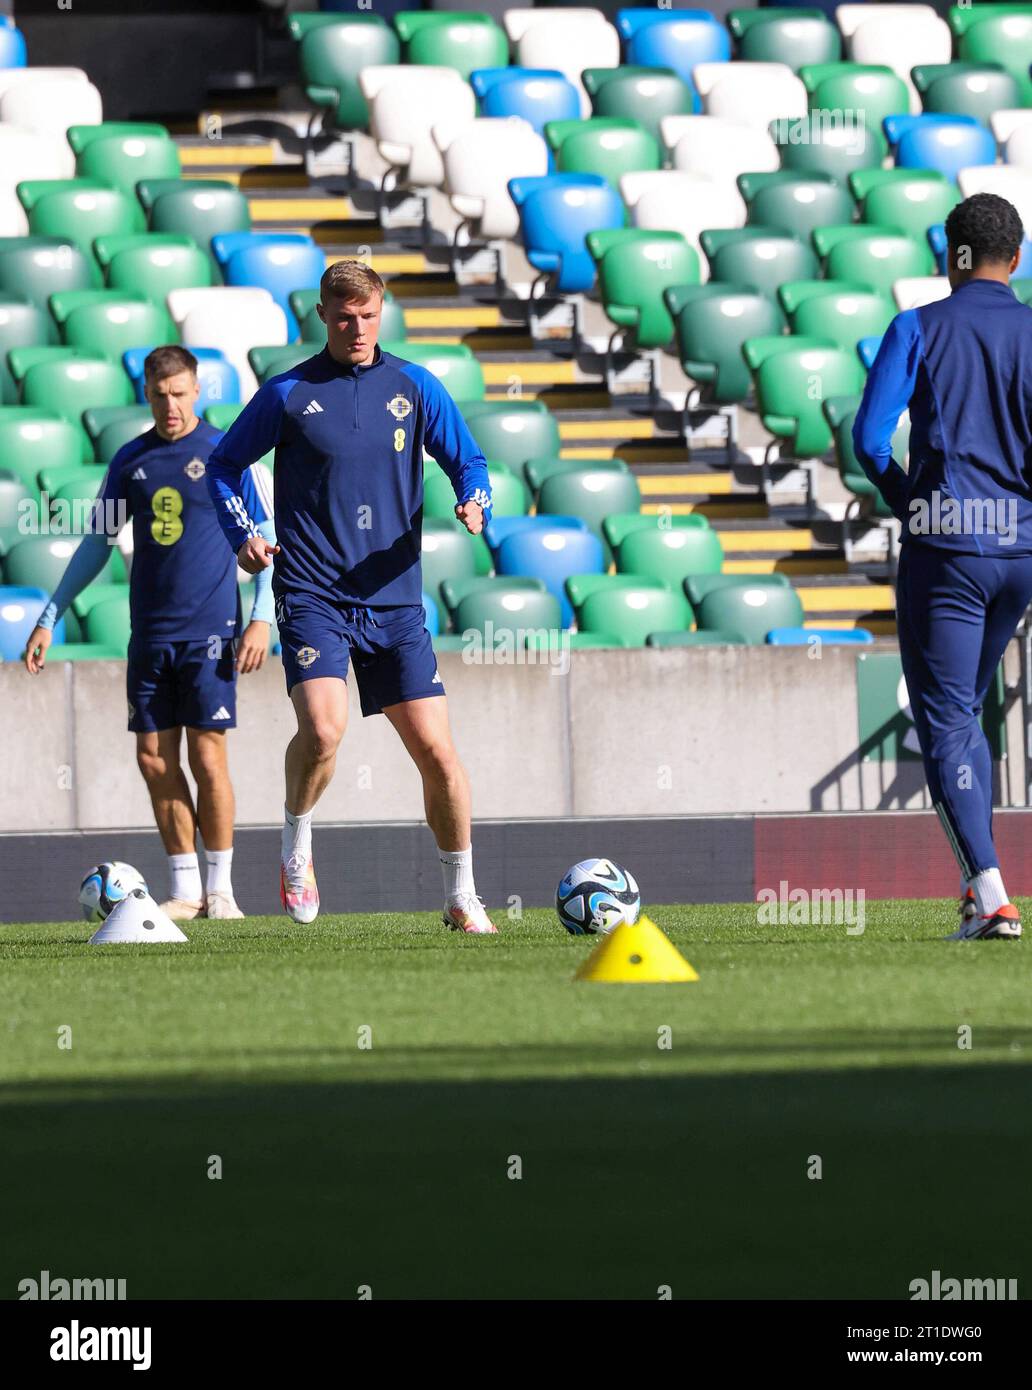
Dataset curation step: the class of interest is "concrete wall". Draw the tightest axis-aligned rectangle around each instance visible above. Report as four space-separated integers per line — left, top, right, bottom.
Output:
1 642 1025 831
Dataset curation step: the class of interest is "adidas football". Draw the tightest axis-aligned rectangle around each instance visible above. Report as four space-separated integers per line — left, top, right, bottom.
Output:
78 862 148 922
556 858 641 936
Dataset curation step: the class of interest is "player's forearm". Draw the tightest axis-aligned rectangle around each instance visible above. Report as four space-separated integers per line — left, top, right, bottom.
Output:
207 461 260 553
452 460 492 517
36 532 113 630
250 520 278 623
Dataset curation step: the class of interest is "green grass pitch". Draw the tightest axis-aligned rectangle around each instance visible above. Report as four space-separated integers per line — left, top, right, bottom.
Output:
2 901 1030 1300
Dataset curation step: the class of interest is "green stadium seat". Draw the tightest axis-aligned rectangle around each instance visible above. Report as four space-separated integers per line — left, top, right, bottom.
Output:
423 512 491 579
83 405 152 454
586 228 699 350
525 631 629 650
0 470 33 552
822 394 904 520
204 404 243 432
50 469 105 511
684 572 792 608
922 68 1021 123
84 592 132 651
0 296 54 405
15 179 110 215
1012 280 1032 306
424 464 529 521
23 360 134 446
949 5 1032 39
3 536 123 592
808 68 910 134
37 461 106 497
453 585 561 640
748 339 866 457
0 238 97 306
28 187 146 264
616 525 723 588
578 583 692 646
565 571 667 614
582 67 693 144
421 518 481 630
461 400 560 470
665 284 784 404
742 333 833 374
298 17 401 133
379 342 484 404
77 134 181 200
695 580 805 644
848 167 942 205
393 12 507 80
8 347 106 388
860 175 960 241
441 573 545 619
537 467 641 559
106 240 211 300
71 582 131 622
546 118 660 188
44 642 125 661
148 185 251 266
798 61 869 96
524 455 628 497
95 416 154 464
778 281 895 351
773 112 886 181
742 173 856 244
815 226 935 295
63 300 178 359
249 345 314 384
0 415 82 493
646 628 748 646
66 122 171 157
703 229 819 302
602 512 710 553
958 13 1032 107
136 178 232 214
729 9 841 68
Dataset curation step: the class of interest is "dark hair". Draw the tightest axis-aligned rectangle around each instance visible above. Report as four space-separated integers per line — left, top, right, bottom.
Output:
143 345 198 382
945 194 1024 269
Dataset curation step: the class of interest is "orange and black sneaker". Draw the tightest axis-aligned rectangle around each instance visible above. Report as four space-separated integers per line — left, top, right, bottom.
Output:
947 901 1021 940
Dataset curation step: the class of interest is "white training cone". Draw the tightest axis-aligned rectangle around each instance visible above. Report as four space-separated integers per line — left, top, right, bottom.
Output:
89 889 188 944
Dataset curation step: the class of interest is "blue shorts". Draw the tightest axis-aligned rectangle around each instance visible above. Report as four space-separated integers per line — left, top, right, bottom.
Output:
276 593 444 716
127 637 237 733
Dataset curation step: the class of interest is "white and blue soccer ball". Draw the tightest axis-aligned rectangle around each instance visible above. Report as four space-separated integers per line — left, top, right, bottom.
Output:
556 858 641 936
78 862 148 922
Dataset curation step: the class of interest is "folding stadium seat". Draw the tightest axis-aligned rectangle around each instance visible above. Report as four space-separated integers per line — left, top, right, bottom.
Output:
41 642 125 661
882 112 979 154
3 536 122 593
218 237 324 339
524 455 628 497
14 178 109 217
815 227 935 296
626 172 745 277
50 468 105 512
122 347 238 409
585 228 699 352
771 112 885 182
664 284 783 404
747 339 866 459
21 358 134 446
779 281 895 351
461 400 561 470
148 185 252 265
577 581 693 646
525 630 629 650
646 628 747 646
856 336 882 370
548 119 661 189
249 345 314 385
0 471 32 550
297 15 400 135
956 168 1032 234
94 415 156 463
616 10 730 100
896 121 996 183
615 525 724 589
360 66 475 188
1005 124 1032 170
728 9 841 68
890 276 950 310
105 239 212 301
703 229 819 302
483 515 588 551
957 11 1032 107
62 300 178 361
511 10 621 116
582 67 695 142
434 117 548 242
807 67 910 134
472 68 581 139
424 464 526 521
0 21 27 67
508 174 624 295
846 7 952 111
0 416 81 493
66 122 171 157
536 465 642 558
0 587 64 661
921 69 1022 125
76 134 181 199
7 347 103 392
566 571 666 611
496 526 605 627
420 592 440 638
0 297 54 406
859 172 959 241
82 404 152 454
766 625 873 644
0 130 76 234
421 518 481 631
692 62 808 129
27 187 146 267
662 116 779 190
0 74 102 139
170 289 287 401
453 585 562 640
695 579 805 644
739 171 854 244
34 459 105 499
393 12 508 81
602 511 711 553
84 592 132 651
381 342 485 405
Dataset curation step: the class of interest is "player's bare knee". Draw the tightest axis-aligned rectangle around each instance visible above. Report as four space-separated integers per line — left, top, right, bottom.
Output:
136 745 174 785
303 720 344 763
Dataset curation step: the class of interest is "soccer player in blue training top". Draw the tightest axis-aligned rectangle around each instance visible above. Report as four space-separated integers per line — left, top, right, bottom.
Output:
206 259 499 934
853 193 1032 940
24 346 277 921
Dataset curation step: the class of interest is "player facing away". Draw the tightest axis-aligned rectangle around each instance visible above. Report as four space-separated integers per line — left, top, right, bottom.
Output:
854 193 1032 940
206 260 498 934
24 346 277 920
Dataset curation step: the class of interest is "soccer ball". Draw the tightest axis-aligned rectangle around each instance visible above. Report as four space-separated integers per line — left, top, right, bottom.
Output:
78 862 148 922
556 858 641 936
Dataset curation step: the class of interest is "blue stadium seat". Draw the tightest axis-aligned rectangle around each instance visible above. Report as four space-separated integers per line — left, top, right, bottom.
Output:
616 10 729 97
882 113 980 153
421 592 440 637
508 174 624 293
484 514 588 553
928 222 1032 277
122 347 241 407
0 21 27 67
215 236 324 339
896 120 996 182
766 627 874 645
0 586 62 660
473 67 580 147
857 335 883 370
496 526 604 628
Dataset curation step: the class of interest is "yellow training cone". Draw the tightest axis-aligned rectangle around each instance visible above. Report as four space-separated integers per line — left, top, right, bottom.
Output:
573 914 699 983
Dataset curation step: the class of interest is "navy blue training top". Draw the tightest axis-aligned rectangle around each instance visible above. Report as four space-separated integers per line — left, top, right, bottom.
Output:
853 278 1032 556
206 345 492 607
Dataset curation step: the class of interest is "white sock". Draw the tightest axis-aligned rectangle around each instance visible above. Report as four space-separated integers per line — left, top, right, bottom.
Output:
283 806 313 862
972 867 1008 917
169 852 202 903
440 846 475 901
205 849 233 896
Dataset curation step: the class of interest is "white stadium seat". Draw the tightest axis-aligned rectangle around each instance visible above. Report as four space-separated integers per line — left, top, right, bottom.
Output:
0 126 76 233
167 286 277 332
503 7 611 44
0 66 89 101
0 77 102 138
994 110 1032 152
361 66 475 188
516 15 620 117
627 171 745 280
848 11 951 112
433 116 548 240
692 62 807 129
835 3 939 40
665 116 779 197
892 277 951 311
1005 123 1032 170
178 291 287 401
957 166 1032 234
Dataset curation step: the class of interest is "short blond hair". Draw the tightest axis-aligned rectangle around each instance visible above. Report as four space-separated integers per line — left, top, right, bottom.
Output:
320 260 385 304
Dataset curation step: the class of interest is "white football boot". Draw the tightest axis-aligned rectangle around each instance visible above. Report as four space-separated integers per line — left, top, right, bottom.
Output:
205 890 244 919
444 892 499 934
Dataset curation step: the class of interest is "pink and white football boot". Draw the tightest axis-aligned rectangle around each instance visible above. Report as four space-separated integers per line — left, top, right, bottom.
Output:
280 850 320 925
443 892 499 935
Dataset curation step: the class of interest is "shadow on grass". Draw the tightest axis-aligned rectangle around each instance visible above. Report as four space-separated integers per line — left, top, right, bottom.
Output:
2 1062 1031 1300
